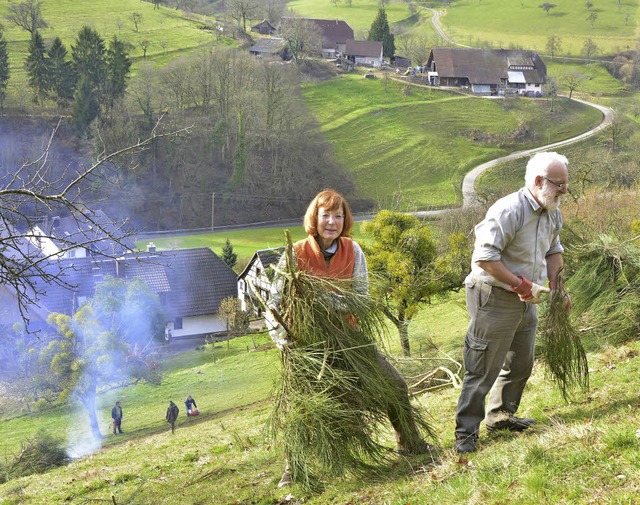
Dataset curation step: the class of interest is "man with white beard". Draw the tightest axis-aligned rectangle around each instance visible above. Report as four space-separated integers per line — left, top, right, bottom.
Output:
454 151 571 453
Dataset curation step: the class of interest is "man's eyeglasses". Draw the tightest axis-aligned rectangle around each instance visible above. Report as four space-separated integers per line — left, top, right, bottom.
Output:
543 176 568 190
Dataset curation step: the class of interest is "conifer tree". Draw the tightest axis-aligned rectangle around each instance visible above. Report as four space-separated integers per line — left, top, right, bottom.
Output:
25 30 48 104
72 26 106 109
105 36 132 110
72 75 99 137
0 29 9 110
368 7 395 58
222 238 237 269
46 37 75 106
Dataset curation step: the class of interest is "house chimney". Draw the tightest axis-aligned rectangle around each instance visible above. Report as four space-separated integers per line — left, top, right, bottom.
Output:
147 242 156 253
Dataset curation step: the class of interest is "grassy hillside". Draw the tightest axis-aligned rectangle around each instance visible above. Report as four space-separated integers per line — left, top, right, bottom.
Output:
0 0 222 102
3 308 640 503
287 0 412 32
302 74 603 210
439 0 638 55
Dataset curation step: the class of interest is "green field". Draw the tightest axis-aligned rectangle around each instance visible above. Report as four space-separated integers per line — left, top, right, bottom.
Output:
302 74 603 209
3 309 640 503
0 0 220 101
439 0 638 55
136 222 378 268
138 226 306 261
287 0 412 31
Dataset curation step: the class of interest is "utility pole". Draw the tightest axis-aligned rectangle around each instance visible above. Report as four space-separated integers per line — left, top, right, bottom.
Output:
211 192 215 231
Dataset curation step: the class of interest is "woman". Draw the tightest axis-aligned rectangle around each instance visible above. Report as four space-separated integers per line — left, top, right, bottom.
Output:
267 189 434 488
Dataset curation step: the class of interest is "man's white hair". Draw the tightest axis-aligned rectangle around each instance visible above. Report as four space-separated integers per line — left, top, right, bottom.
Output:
524 152 569 189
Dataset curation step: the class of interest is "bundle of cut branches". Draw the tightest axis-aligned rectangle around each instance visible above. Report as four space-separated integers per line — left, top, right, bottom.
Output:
540 268 589 401
565 234 640 344
266 232 433 490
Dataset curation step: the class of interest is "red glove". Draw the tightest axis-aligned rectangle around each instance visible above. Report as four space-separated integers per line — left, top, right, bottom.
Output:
512 275 533 300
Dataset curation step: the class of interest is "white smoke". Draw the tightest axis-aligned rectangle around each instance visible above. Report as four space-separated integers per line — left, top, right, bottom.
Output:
65 399 108 458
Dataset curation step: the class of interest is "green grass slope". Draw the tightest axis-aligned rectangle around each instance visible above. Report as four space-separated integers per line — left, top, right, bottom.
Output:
0 0 221 99
287 0 412 32
439 0 638 55
303 74 603 210
2 309 640 504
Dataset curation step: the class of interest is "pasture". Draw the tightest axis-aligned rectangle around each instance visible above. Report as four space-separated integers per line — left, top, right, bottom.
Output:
302 74 603 210
0 0 220 102
287 0 412 32
439 0 638 55
3 318 640 504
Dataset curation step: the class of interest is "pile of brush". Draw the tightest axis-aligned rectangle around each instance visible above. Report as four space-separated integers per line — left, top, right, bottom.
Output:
265 233 432 489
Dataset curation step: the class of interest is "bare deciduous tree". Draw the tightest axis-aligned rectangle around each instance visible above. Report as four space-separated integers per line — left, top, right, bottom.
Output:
279 17 323 62
6 0 48 33
132 12 143 33
227 0 258 33
139 39 151 58
582 37 598 59
1 117 191 327
545 34 562 59
558 69 586 99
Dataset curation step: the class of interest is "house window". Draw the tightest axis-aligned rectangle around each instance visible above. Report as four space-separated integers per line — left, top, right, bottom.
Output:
256 267 261 277
174 317 183 330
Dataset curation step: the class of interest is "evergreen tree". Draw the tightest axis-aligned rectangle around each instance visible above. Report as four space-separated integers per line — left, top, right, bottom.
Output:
368 8 395 59
25 30 48 104
105 36 132 109
72 75 99 137
222 238 237 269
72 26 106 108
0 29 9 110
46 37 75 106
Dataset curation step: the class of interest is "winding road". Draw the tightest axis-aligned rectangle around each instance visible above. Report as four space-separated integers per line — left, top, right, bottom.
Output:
425 8 615 211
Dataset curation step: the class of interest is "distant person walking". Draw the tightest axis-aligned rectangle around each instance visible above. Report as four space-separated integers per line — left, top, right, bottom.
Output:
112 401 124 435
185 395 199 416
166 401 180 433
454 152 571 453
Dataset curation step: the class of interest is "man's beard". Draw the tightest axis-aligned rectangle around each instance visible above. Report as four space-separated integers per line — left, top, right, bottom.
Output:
537 184 561 211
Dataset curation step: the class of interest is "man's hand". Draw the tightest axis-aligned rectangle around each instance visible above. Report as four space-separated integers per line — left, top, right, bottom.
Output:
512 276 550 303
530 282 551 303
549 281 573 312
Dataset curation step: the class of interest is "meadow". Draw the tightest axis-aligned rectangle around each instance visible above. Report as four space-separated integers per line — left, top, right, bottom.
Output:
302 74 603 210
2 311 640 504
286 0 412 33
0 0 221 103
3 0 640 502
438 0 638 55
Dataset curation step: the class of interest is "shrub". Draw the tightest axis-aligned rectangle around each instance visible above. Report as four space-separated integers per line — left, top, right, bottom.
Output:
0 430 69 483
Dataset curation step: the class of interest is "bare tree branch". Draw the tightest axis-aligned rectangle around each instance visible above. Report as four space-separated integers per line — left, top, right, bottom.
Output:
0 116 194 329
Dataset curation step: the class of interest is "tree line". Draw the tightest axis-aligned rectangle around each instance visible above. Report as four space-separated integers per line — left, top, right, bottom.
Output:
22 26 132 136
92 47 357 230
